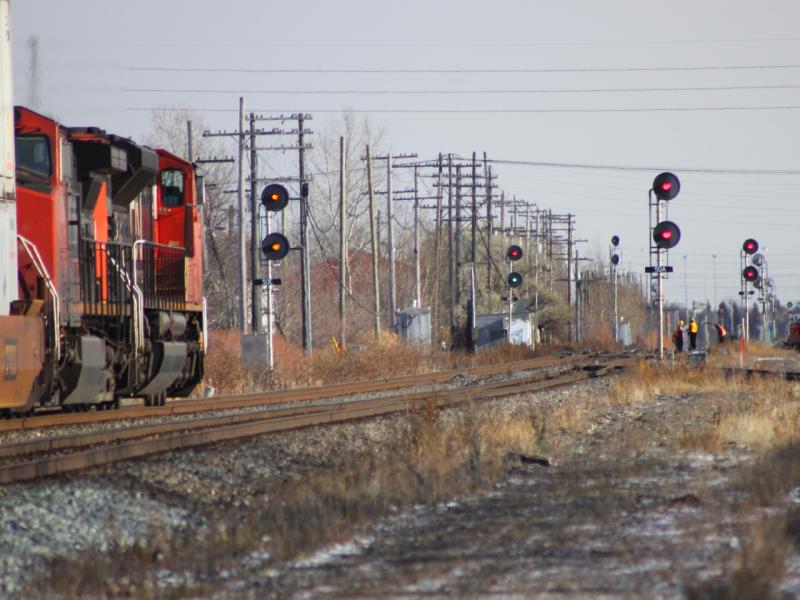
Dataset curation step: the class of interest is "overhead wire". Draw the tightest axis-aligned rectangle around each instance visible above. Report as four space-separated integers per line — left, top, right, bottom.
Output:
128 63 800 74
125 83 800 95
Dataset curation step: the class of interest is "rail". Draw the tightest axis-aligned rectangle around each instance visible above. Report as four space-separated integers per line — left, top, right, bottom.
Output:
0 353 606 433
0 358 632 485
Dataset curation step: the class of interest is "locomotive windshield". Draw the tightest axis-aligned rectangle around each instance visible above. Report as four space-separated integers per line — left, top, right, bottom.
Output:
15 135 51 179
160 169 185 208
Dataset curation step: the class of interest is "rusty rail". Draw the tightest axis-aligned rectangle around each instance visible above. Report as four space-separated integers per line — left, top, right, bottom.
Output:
0 353 602 433
0 358 632 485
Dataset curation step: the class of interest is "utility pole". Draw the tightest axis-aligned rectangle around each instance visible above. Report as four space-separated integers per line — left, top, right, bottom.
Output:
567 214 574 342
534 210 540 331
339 136 347 347
455 166 463 312
366 145 381 338
413 165 421 307
386 154 396 327
298 114 311 354
250 112 314 354
432 154 443 336
237 97 247 333
249 113 260 334
187 121 193 162
470 151 477 265
712 254 718 310
500 191 505 234
359 151 416 329
485 159 493 300
448 154 455 330
683 253 689 324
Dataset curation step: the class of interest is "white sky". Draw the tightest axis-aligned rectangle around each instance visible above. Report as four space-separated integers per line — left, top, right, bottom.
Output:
9 0 800 307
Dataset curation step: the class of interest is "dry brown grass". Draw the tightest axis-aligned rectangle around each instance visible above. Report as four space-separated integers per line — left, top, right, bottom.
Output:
690 378 800 452
608 360 744 405
606 360 800 455
39 402 543 597
203 328 591 395
686 516 790 600
254 403 542 560
707 340 800 369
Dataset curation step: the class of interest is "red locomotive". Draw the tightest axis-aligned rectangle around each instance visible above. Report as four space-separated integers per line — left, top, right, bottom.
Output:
0 106 206 413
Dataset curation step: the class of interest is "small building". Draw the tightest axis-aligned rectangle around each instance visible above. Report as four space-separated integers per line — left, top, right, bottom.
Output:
474 299 537 349
396 305 431 344
240 333 269 368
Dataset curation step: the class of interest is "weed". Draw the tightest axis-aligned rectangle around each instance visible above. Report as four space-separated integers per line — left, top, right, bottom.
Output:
685 517 789 600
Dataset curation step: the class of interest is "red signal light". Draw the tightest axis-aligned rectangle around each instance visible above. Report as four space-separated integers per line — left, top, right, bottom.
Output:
652 221 681 249
743 266 759 282
742 238 759 254
507 245 523 261
653 172 680 201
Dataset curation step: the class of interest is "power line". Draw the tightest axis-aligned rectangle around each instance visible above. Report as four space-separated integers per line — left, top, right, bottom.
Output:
128 63 800 74
127 105 800 115
125 83 800 95
487 159 800 175
70 36 800 49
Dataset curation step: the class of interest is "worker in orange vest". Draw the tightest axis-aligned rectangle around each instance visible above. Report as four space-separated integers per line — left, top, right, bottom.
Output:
688 318 698 351
714 323 727 344
673 321 685 353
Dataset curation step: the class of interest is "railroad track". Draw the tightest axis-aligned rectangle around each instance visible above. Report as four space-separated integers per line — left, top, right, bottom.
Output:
0 352 611 433
0 356 632 486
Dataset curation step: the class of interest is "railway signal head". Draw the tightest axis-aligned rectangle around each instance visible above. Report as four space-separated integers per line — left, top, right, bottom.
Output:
743 238 759 255
611 235 620 247
507 245 523 261
261 232 290 261
653 172 680 201
743 265 759 282
652 220 681 249
507 272 523 288
752 252 764 266
611 254 620 266
261 183 289 212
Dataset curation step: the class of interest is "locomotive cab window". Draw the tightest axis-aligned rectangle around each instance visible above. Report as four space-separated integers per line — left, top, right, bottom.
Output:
160 169 185 208
15 135 52 180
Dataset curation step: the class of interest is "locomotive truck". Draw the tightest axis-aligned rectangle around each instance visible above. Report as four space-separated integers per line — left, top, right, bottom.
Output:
0 0 206 413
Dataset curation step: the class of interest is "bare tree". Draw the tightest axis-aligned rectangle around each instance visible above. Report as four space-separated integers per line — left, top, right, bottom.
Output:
272 111 388 344
145 106 238 328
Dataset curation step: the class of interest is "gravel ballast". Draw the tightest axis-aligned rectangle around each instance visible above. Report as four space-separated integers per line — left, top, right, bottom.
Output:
0 370 593 597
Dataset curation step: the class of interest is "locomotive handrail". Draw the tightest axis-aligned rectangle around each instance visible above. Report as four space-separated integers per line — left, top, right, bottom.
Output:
132 238 187 311
131 239 150 352
202 296 208 353
107 251 144 356
17 235 61 362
